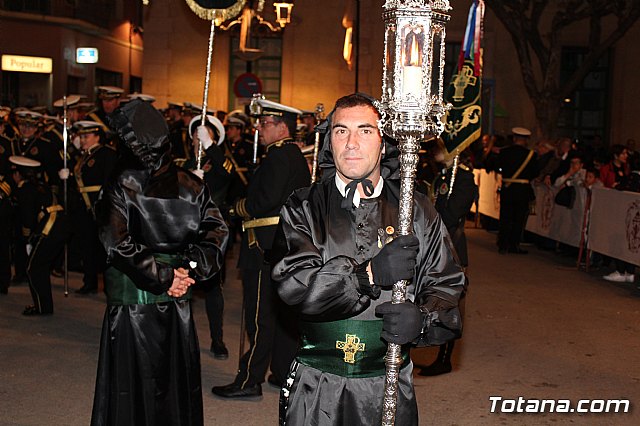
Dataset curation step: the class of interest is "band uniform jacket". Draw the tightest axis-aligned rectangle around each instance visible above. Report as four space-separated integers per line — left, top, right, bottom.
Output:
497 144 539 200
14 134 64 189
237 138 310 269
69 144 117 212
433 164 478 267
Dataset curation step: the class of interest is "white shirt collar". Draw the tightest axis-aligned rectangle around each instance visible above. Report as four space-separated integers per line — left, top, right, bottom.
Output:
335 174 384 208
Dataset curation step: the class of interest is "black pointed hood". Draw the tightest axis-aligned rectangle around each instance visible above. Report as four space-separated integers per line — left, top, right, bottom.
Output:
108 99 171 171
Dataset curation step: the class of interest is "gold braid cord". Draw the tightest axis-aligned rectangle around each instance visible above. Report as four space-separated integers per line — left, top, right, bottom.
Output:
185 0 245 22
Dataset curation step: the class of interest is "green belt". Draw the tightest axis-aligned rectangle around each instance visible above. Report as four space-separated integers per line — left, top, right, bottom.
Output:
296 319 409 378
105 253 191 305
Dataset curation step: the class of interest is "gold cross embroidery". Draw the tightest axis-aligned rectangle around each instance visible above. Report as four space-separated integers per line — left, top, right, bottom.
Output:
336 334 365 364
452 65 477 101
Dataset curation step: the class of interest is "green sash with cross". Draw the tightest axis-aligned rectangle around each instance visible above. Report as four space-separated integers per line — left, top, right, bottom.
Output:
296 319 409 378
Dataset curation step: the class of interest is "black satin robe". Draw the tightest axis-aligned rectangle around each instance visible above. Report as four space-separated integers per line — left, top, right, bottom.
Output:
91 162 228 426
271 178 466 426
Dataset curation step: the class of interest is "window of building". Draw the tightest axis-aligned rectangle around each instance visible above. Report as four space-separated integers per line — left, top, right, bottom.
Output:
228 35 282 111
95 68 123 90
130 76 142 94
558 47 610 144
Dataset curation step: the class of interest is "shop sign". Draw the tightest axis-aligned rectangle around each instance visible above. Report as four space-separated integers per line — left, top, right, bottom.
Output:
1 55 53 73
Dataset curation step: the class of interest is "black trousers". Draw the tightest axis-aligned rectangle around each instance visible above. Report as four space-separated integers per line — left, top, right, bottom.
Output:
0 199 11 290
70 209 105 289
26 219 68 313
235 264 298 388
204 263 225 345
498 187 530 250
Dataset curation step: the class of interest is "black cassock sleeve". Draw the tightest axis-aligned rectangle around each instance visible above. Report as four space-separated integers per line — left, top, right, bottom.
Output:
271 192 374 321
412 202 468 346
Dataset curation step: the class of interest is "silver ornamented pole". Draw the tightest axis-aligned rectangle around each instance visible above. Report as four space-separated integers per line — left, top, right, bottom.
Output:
62 96 69 297
249 93 265 165
310 102 325 183
378 1 451 424
197 19 216 172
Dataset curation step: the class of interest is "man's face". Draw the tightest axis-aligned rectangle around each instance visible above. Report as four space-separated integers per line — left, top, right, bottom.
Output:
331 105 383 183
225 125 242 142
80 132 100 150
256 116 287 145
585 171 597 187
19 122 37 139
101 98 120 114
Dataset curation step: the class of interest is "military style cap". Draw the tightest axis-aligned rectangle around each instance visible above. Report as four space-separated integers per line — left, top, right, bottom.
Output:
97 86 124 100
43 115 63 124
77 102 95 112
15 110 44 125
53 95 82 108
225 116 246 128
9 155 41 168
0 106 10 118
188 114 225 146
300 110 315 118
128 93 156 103
167 102 184 110
512 127 532 137
186 102 215 116
73 120 106 135
250 98 302 122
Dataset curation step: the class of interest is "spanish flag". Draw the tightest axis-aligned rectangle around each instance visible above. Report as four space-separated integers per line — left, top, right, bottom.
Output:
442 0 485 159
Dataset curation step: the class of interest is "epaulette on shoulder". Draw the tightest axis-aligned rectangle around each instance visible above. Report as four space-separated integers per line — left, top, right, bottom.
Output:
39 136 51 143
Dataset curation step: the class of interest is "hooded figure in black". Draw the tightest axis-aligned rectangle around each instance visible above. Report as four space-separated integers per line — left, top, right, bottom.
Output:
90 99 228 426
270 93 467 426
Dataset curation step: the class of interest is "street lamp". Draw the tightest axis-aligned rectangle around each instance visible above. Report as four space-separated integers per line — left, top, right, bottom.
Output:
378 1 451 425
273 1 294 28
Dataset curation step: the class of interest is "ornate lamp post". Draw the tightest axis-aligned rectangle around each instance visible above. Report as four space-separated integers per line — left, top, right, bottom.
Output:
378 1 451 425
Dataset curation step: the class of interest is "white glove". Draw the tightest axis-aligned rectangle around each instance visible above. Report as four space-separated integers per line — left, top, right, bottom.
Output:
193 169 204 180
72 135 81 150
58 168 70 180
196 125 214 150
26 244 33 256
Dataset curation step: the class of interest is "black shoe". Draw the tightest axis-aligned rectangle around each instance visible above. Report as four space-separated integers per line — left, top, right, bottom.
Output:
211 383 262 400
418 360 452 377
75 285 97 295
210 341 229 360
22 305 51 316
51 268 64 278
0 284 8 295
498 248 507 255
267 374 282 389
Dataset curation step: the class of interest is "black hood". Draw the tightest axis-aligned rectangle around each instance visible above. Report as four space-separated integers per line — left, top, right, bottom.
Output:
315 93 400 183
108 99 171 171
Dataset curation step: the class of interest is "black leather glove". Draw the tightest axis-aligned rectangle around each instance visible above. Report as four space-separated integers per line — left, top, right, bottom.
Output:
375 301 423 345
370 234 419 287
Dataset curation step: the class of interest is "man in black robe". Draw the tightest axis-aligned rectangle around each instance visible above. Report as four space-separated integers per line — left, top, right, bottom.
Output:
270 93 467 425
91 99 228 426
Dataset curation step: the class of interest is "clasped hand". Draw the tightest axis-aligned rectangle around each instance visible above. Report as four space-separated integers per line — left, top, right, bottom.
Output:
370 234 419 287
167 268 195 298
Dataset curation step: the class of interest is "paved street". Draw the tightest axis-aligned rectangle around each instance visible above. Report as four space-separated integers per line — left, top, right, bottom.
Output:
1 227 638 425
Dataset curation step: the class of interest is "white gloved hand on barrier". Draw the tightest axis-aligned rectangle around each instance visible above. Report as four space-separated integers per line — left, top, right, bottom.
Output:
192 169 204 180
58 168 70 180
196 125 213 150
